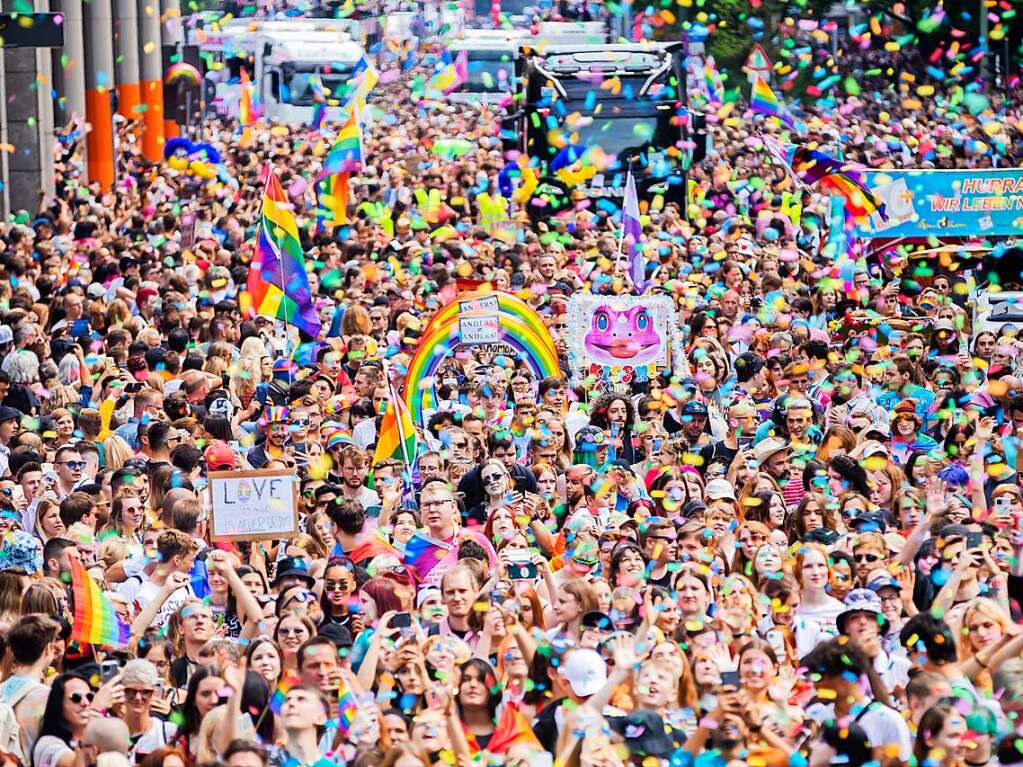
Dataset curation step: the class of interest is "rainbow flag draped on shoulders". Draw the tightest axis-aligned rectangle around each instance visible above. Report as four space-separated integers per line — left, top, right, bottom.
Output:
245 168 322 337
69 558 130 647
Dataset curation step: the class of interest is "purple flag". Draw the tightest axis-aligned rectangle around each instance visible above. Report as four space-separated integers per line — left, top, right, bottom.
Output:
622 170 644 291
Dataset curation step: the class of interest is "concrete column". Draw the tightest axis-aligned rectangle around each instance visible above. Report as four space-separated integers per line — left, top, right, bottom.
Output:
58 0 87 128
138 0 164 159
114 0 141 119
160 0 182 140
0 0 57 217
84 0 115 191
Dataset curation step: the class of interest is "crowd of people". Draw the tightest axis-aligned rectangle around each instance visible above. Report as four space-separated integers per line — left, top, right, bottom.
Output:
2 17 1023 767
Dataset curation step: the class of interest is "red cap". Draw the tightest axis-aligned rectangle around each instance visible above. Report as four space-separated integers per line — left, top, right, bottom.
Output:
136 287 158 307
203 441 237 470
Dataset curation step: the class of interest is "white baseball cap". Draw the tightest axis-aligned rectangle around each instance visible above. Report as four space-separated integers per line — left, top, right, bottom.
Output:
560 649 607 697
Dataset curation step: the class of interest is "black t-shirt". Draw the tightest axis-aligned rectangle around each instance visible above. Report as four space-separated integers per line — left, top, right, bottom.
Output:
698 441 738 475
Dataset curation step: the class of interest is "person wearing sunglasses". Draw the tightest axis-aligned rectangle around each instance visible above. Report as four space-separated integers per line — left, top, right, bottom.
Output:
851 533 888 588
53 446 85 500
119 659 175 763
33 672 99 767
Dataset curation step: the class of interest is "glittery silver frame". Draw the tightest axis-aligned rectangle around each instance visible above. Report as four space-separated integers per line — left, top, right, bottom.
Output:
564 294 687 385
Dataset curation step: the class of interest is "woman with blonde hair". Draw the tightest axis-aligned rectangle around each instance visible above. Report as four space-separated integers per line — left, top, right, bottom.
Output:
104 435 134 471
229 357 262 408
35 498 66 542
955 597 1023 690
547 578 597 641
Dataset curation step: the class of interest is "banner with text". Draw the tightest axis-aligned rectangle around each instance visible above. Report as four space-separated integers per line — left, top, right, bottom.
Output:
856 169 1023 239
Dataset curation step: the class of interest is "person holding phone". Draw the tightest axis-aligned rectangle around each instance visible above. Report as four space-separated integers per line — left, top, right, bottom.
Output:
120 660 176 763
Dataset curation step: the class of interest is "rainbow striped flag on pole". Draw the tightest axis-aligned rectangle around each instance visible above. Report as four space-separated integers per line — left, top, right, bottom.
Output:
372 374 417 467
750 75 798 131
245 167 322 337
69 558 130 647
318 109 364 180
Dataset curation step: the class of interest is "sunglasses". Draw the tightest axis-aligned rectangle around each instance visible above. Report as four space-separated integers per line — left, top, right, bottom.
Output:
854 553 881 563
324 581 352 593
69 692 94 705
481 473 503 483
59 461 86 470
124 688 154 700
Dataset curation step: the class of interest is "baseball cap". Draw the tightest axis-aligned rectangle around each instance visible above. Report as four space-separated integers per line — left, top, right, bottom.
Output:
0 326 13 345
704 478 737 501
560 649 607 697
203 441 237 471
580 611 614 633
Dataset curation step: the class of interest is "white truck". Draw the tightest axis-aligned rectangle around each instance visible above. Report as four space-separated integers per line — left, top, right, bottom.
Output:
192 18 367 125
446 22 608 105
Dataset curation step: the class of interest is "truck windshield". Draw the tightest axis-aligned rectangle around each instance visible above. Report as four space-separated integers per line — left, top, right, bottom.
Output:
473 0 536 16
457 50 515 93
281 65 357 105
562 112 669 163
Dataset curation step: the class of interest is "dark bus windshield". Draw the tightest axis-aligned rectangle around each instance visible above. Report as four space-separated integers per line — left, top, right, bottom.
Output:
282 66 356 105
473 0 535 16
458 49 516 93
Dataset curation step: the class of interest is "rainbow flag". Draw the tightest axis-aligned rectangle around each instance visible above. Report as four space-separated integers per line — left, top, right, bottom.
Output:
486 703 542 754
317 172 350 227
750 76 797 131
69 558 130 647
763 136 888 222
246 168 322 337
337 677 358 735
349 529 400 564
704 56 724 103
268 671 300 715
318 110 363 181
372 378 417 466
402 531 452 582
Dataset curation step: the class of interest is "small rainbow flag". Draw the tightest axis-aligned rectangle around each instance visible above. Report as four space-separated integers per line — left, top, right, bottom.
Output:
268 671 300 715
349 530 400 564
750 76 797 131
69 558 130 647
318 110 363 180
337 677 358 735
372 378 417 467
704 56 725 104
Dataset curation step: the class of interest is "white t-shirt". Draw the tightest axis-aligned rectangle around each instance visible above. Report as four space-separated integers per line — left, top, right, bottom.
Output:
857 702 914 763
116 578 189 630
129 717 178 761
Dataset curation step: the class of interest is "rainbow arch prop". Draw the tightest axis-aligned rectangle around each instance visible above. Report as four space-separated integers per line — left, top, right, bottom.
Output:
403 290 560 426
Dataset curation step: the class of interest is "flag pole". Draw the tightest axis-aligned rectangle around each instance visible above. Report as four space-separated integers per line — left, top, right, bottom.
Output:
614 161 632 281
381 358 413 470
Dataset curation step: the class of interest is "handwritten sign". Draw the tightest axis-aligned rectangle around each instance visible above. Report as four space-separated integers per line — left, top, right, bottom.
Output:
208 469 300 541
458 294 500 345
